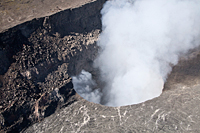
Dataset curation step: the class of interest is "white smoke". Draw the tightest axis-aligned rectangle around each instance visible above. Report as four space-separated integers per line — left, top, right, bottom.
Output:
94 0 200 106
72 70 102 104
72 0 200 107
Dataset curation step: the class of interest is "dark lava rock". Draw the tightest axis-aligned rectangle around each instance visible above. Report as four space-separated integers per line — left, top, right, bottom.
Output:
0 0 105 132
0 0 200 133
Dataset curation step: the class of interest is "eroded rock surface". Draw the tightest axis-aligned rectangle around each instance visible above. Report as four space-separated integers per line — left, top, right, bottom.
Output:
25 84 200 132
0 0 105 132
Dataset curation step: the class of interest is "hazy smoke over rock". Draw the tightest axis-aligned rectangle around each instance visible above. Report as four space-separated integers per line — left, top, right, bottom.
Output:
72 70 102 103
73 0 200 107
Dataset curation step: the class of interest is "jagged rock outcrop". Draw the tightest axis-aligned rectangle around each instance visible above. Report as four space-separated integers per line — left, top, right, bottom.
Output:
0 0 200 133
0 0 105 132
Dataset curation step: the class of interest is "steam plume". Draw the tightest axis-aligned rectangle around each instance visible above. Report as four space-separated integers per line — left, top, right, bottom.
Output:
72 70 102 103
73 0 200 107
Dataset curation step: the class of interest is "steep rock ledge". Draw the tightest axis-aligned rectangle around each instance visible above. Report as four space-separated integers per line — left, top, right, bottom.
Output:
0 0 102 32
0 0 106 132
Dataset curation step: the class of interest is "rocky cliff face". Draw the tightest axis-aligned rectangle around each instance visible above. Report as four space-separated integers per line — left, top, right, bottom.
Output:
0 0 105 132
1 0 200 133
0 0 101 33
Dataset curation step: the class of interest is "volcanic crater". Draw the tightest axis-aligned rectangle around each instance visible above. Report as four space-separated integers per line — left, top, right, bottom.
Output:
0 0 200 132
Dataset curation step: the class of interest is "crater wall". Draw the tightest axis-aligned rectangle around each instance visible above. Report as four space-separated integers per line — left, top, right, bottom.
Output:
0 0 106 132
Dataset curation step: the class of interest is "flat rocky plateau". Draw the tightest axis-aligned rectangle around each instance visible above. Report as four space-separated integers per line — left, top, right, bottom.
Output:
0 0 200 132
